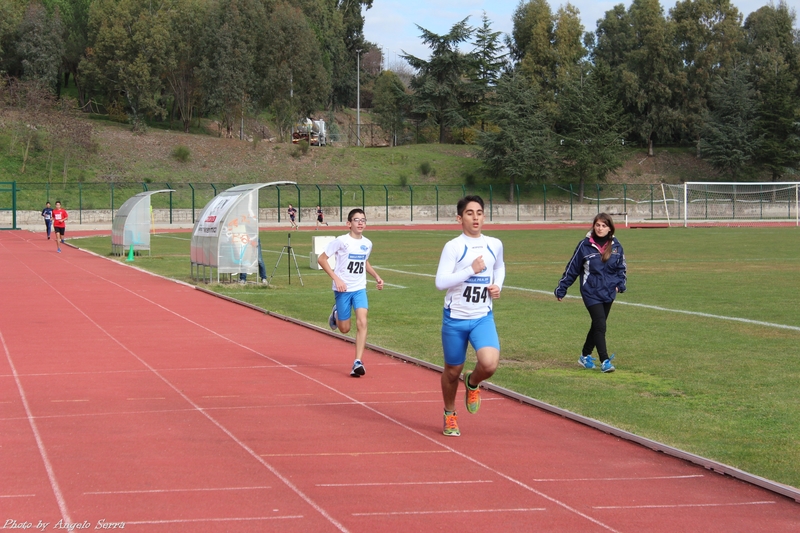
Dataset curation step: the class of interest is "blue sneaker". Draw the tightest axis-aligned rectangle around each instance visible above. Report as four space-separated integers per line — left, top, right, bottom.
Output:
350 359 365 377
578 355 596 369
601 355 616 373
328 304 338 330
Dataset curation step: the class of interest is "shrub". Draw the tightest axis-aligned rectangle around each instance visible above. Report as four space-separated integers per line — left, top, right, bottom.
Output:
398 173 408 187
171 145 190 163
418 161 432 176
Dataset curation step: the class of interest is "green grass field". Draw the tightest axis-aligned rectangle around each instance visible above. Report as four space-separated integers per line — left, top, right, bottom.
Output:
75 226 800 489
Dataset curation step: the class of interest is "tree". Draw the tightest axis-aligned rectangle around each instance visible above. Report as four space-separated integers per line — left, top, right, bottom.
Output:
82 0 173 131
199 0 263 137
478 73 555 199
372 70 407 146
593 0 683 155
402 18 476 143
670 0 744 146
0 0 26 75
257 2 330 129
471 11 507 131
16 0 64 90
556 70 628 200
743 2 800 180
698 66 759 179
164 0 208 132
49 0 92 104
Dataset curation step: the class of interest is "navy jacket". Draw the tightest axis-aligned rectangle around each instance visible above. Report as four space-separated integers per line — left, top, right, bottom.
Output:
555 235 627 307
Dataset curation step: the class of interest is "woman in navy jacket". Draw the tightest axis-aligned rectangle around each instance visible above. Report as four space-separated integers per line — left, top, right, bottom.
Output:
555 213 626 373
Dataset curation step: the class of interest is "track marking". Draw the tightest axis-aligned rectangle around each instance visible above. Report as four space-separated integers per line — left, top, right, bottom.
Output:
202 395 240 398
374 267 800 331
353 507 546 517
533 474 705 482
85 486 271 495
61 253 624 532
262 450 450 458
20 265 351 533
125 515 304 525
0 493 36 498
318 480 493 487
50 399 89 403
594 500 776 510
0 329 72 523
127 397 165 401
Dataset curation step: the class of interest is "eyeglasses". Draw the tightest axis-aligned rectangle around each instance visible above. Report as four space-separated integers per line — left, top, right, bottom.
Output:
351 218 367 223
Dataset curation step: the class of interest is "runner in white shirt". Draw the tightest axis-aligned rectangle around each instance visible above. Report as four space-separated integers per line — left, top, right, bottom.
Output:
318 208 384 377
435 196 505 437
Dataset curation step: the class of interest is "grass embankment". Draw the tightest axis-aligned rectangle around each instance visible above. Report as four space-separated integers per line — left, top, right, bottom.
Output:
75 226 800 490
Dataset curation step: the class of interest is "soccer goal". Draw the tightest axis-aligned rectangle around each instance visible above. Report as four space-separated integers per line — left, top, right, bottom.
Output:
662 182 800 227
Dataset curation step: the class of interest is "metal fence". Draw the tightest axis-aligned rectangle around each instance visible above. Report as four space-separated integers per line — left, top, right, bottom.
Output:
3 182 703 226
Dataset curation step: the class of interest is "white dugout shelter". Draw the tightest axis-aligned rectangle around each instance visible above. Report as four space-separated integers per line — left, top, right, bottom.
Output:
112 189 175 256
191 182 294 283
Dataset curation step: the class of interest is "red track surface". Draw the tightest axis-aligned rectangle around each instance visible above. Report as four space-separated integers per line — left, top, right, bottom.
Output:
1 230 798 533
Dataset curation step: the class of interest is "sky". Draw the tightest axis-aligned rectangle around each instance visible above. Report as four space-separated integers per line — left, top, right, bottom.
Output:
363 0 783 65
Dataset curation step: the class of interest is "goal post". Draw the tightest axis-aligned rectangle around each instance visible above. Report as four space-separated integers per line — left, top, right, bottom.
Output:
663 182 800 227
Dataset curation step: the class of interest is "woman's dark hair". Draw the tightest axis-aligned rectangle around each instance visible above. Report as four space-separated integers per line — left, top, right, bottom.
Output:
592 213 616 262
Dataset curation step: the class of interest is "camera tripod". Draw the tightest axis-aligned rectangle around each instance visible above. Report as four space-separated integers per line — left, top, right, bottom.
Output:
267 233 304 286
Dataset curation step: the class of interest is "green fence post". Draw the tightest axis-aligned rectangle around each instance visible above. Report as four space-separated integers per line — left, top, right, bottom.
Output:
569 184 574 221
295 184 301 222
650 185 654 220
409 185 413 222
623 184 627 215
462 185 466 198
46 182 50 203
516 183 520 221
277 187 282 223
384 185 389 222
79 183 82 224
360 185 365 212
12 182 17 229
597 184 601 213
336 185 343 222
189 184 195 222
111 182 115 219
489 185 493 221
211 184 217 196
435 185 439 221
543 184 547 221
166 183 173 224
143 182 148 192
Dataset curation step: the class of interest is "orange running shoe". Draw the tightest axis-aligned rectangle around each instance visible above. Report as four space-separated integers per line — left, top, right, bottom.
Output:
465 372 481 414
443 411 460 437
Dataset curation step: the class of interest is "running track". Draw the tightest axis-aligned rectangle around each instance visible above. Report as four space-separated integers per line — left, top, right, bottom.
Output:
1 230 798 532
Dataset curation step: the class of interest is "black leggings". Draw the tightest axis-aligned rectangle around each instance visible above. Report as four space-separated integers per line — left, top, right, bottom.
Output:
582 302 613 361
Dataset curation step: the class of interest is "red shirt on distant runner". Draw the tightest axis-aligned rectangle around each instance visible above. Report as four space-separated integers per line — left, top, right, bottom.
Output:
52 206 68 228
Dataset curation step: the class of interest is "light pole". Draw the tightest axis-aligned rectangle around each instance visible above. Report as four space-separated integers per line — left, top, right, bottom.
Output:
356 49 361 147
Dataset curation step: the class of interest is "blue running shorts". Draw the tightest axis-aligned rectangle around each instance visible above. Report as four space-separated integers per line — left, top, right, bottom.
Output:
333 289 369 321
441 308 500 366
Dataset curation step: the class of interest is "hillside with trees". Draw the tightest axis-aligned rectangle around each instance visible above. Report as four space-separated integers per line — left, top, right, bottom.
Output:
0 0 798 189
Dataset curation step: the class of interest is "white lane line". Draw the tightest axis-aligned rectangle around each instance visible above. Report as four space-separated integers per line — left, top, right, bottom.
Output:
71 258 618 532
0 329 72 523
533 474 705 482
50 399 89 403
126 515 304 525
0 494 36 498
373 267 800 331
318 480 493 487
354 507 546 517
262 450 449 458
127 397 165 401
85 486 271 495
594 500 776 510
38 266 351 533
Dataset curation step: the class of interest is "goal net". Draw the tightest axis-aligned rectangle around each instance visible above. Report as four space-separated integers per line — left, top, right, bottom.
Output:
663 182 800 227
